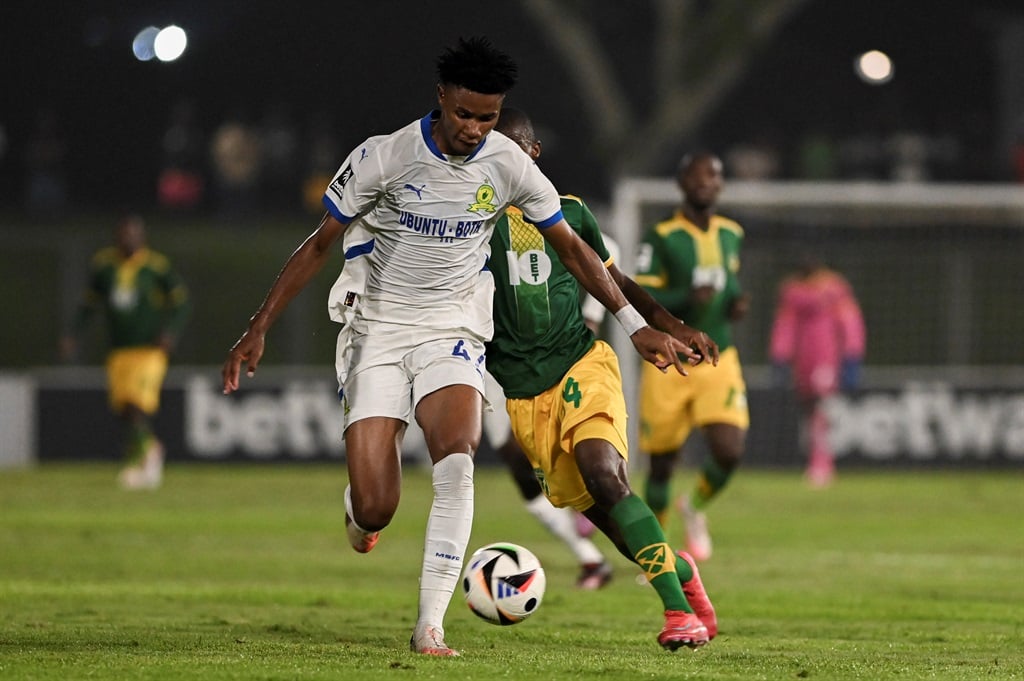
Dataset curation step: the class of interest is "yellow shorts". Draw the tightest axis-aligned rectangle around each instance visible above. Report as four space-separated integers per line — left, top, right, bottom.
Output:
639 345 749 454
506 341 629 511
106 347 168 415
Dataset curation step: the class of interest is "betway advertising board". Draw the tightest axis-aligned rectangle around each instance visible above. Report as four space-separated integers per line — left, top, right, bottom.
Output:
16 366 1024 467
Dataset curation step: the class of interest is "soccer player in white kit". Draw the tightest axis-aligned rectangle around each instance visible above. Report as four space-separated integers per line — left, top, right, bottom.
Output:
221 37 696 657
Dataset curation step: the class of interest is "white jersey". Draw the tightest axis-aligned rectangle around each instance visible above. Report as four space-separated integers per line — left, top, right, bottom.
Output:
323 112 563 341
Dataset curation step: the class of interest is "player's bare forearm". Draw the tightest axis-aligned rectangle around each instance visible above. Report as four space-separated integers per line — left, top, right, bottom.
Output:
543 221 627 313
222 213 346 393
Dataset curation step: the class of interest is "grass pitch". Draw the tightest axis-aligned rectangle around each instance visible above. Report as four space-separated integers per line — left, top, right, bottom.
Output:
1 464 1021 680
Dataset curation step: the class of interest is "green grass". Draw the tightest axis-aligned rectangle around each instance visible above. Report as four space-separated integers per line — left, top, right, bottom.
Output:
1 464 1021 680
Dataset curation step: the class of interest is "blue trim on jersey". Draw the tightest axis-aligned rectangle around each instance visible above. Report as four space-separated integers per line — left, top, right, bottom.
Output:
345 240 375 260
420 113 446 160
322 195 356 224
532 210 564 229
464 135 487 161
419 110 487 161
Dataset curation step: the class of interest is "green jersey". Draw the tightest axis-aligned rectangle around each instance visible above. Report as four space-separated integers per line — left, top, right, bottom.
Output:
487 195 611 398
73 247 190 349
634 211 744 350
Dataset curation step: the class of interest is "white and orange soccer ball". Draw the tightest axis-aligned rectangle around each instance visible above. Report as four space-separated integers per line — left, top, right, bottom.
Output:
462 542 546 625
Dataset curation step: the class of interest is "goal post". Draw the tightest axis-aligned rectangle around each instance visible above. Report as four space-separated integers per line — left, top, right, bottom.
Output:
606 179 1024 464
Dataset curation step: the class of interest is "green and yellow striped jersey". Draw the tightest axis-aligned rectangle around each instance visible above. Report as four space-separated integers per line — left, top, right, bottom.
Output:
487 195 611 398
73 247 190 349
634 211 744 350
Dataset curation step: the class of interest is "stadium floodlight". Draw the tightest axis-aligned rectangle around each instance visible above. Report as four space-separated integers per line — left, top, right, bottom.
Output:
154 25 188 62
132 26 160 62
855 50 894 85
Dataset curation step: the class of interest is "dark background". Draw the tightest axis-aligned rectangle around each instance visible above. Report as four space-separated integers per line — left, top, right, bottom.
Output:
2 0 1022 212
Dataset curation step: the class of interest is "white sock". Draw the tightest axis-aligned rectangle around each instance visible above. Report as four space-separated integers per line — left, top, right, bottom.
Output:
524 495 604 565
417 452 474 630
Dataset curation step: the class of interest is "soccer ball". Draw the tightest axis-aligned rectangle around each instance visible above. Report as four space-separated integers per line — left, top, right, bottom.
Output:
462 542 546 625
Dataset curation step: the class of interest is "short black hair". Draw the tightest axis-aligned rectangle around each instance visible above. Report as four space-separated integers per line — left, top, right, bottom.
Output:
436 36 518 95
496 107 535 140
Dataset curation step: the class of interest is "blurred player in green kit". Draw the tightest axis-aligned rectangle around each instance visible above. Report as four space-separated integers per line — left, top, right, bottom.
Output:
634 151 750 562
61 213 190 489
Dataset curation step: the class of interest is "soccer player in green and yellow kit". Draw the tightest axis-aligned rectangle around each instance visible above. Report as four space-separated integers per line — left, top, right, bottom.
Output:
634 151 750 562
487 109 720 650
61 213 190 489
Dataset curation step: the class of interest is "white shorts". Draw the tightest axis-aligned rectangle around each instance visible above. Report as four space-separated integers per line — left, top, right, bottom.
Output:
338 325 488 430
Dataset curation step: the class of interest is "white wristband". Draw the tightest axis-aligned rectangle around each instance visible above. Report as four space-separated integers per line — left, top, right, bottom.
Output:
614 305 647 336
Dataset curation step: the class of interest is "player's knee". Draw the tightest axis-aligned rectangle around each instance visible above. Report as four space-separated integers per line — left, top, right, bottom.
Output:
647 452 676 481
581 466 631 510
427 432 481 461
353 501 396 532
713 439 745 468
432 451 475 494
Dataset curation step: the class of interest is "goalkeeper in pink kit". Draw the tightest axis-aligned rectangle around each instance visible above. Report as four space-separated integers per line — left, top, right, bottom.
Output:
769 254 866 487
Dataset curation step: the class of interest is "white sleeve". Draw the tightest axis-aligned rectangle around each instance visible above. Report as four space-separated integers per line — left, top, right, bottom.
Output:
512 161 563 228
322 138 386 223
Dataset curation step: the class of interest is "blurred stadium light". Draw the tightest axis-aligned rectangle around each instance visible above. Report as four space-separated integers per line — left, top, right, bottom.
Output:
854 50 894 85
132 24 187 62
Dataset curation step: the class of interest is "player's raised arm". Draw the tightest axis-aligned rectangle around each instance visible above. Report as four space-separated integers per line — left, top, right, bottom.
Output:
539 219 690 375
222 213 348 393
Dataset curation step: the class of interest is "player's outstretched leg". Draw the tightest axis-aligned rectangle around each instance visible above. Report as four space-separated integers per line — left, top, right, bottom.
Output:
676 550 717 639
607 494 709 650
343 485 380 553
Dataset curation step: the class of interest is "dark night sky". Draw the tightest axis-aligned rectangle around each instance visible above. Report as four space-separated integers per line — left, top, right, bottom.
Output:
1 0 1020 210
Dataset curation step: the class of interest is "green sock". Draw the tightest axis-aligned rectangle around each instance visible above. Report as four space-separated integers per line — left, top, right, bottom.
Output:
610 494 690 612
644 477 670 525
125 423 152 465
691 458 733 510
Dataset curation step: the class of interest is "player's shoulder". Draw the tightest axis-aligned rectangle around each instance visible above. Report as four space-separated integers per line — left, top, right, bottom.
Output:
143 249 173 273
713 214 744 236
91 246 121 268
362 125 414 161
559 193 585 208
556 194 589 231
651 211 687 238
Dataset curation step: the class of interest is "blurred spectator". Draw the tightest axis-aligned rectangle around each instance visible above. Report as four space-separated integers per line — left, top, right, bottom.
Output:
794 131 838 180
885 129 931 182
769 252 865 488
301 110 342 214
260 102 301 212
725 135 781 180
24 107 68 217
837 130 885 179
157 98 206 212
210 110 263 219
